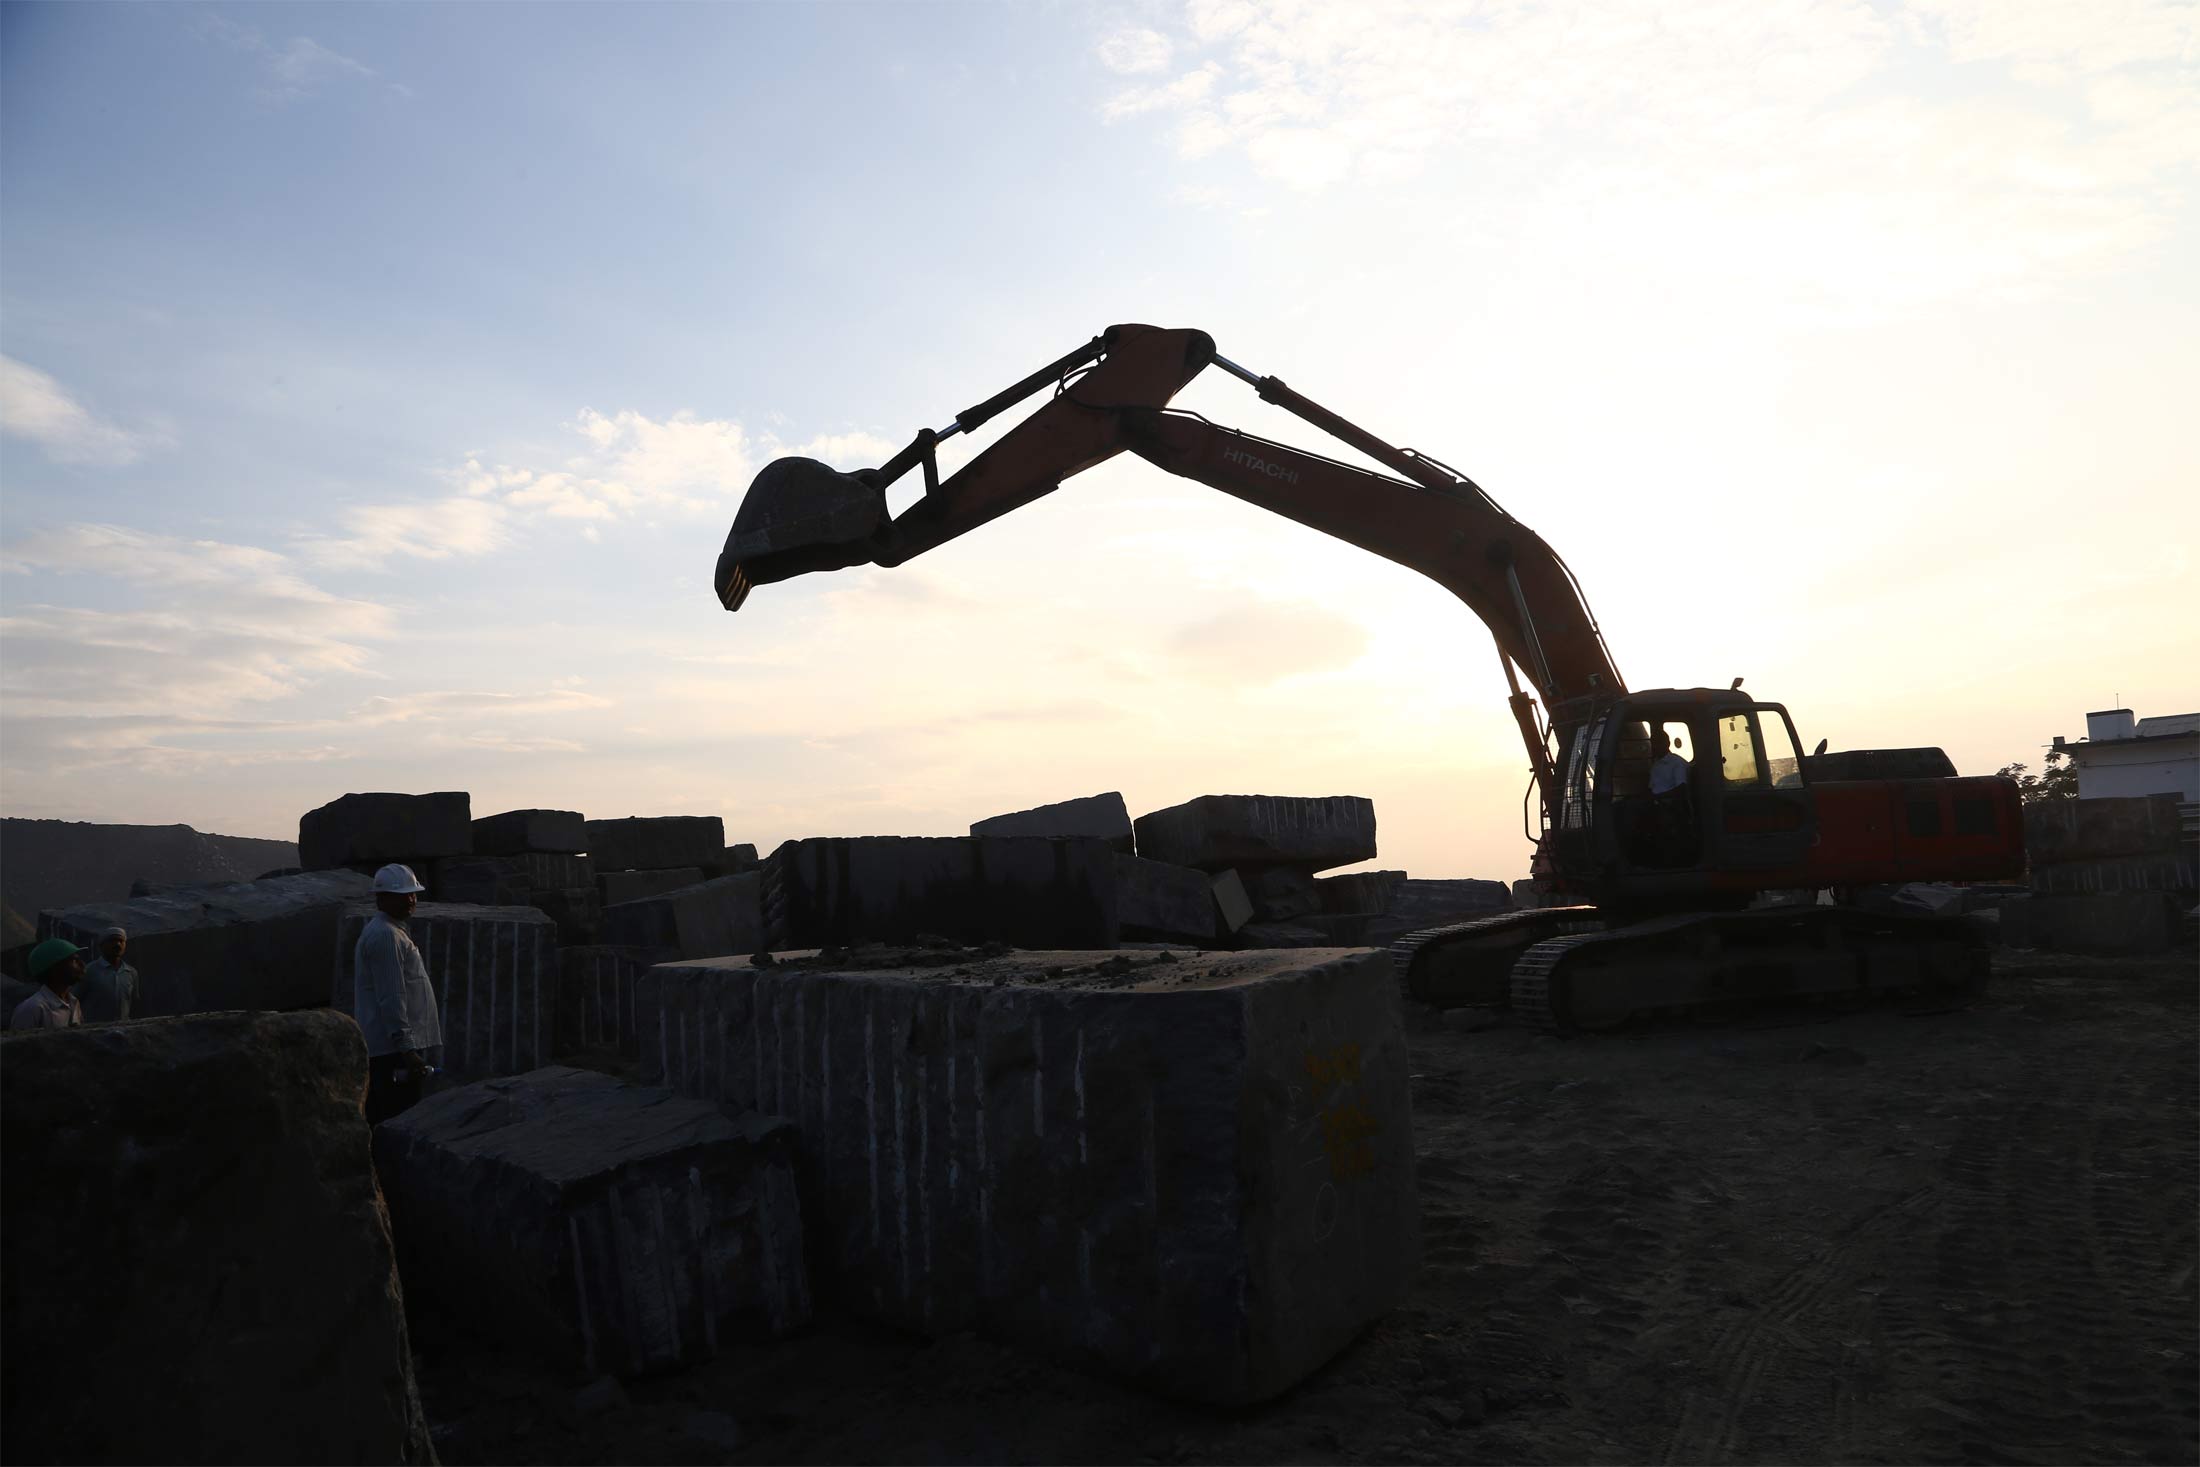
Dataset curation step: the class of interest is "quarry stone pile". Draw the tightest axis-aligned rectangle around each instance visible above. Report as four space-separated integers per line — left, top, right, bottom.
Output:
374 1066 809 1379
2018 793 2196 952
299 791 473 876
635 945 1420 1405
1113 854 1220 942
558 944 676 1057
1362 877 1516 948
764 836 1120 950
42 869 374 1017
1 1011 433 1464
335 902 558 1080
600 866 706 906
971 792 1136 853
1133 795 1376 871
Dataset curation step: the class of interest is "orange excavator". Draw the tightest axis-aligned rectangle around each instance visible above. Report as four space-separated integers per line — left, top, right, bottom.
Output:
716 325 2022 1032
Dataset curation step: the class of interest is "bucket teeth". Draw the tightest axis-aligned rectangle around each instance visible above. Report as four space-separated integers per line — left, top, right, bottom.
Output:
715 457 887 608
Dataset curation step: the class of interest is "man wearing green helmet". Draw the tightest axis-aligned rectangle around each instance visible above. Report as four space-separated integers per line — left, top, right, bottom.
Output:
11 939 89 1030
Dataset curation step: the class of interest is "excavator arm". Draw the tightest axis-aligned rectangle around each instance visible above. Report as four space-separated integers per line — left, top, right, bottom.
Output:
715 323 1624 809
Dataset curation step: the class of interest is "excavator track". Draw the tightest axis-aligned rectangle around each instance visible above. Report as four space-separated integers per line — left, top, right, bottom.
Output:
1388 906 1599 1007
1499 904 1990 1036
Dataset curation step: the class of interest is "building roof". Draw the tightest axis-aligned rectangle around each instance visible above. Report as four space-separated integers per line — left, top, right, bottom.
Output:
2135 712 2200 738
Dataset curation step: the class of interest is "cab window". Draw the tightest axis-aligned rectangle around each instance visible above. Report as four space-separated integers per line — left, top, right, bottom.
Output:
1760 710 1803 788
1718 714 1761 787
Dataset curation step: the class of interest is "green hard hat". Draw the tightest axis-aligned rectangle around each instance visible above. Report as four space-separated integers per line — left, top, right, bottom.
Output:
27 938 89 982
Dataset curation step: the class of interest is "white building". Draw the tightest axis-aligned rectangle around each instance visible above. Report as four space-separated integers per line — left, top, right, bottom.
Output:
2052 708 2200 802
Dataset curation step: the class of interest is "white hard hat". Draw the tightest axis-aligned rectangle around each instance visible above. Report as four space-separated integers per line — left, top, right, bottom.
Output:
372 863 427 894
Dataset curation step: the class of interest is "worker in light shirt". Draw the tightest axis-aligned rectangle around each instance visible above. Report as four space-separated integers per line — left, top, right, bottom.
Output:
352 864 443 1123
1649 731 1692 794
78 926 139 1023
10 940 89 1030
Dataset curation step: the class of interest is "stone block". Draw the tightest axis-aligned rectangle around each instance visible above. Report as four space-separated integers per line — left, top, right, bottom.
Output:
2019 892 2181 955
972 792 1135 853
373 1066 808 1378
472 808 588 855
1317 870 1407 915
1113 854 1217 943
299 791 472 872
1134 795 1376 873
1362 878 1517 950
599 867 706 906
2024 794 2188 865
1237 920 1331 949
717 843 761 874
42 869 374 1018
638 948 1418 1405
433 855 530 906
1242 866 1321 920
763 837 1118 950
2030 853 2196 896
334 903 558 1081
1297 913 1374 946
558 945 676 1058
1211 869 1253 934
1 1012 432 1463
533 886 603 946
605 872 762 959
585 816 727 873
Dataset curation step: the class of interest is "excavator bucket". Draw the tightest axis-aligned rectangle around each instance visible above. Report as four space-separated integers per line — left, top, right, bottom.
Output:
715 456 887 610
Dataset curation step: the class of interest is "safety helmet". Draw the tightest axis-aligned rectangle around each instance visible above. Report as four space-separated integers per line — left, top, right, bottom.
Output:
372 863 427 894
27 938 90 982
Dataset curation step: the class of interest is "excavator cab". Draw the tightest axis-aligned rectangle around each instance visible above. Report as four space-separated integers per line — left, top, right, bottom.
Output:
1548 691 1817 906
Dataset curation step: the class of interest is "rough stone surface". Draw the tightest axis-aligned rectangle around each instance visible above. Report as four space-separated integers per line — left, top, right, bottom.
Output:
2024 793 2189 865
435 852 594 906
2030 852 2196 896
2006 892 2181 954
1317 870 1407 915
1242 866 1322 920
1211 869 1254 934
558 945 677 1058
373 1066 808 1378
636 947 1418 1405
335 903 559 1080
718 843 761 874
472 808 588 856
604 872 762 959
600 867 706 906
1114 854 1218 943
971 793 1135 854
1133 795 1376 873
1296 913 1374 946
1237 920 1333 949
1363 878 1517 948
585 816 727 873
1 1011 433 1464
42 869 374 1018
764 837 1118 950
300 791 473 872
534 886 604 947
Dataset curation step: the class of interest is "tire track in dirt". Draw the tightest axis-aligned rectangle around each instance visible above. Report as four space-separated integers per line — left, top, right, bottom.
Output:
1659 1182 1944 1464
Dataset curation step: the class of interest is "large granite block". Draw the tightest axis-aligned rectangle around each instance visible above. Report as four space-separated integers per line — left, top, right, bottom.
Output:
557 945 676 1058
636 947 1418 1405
42 869 374 1018
431 852 592 901
300 791 472 871
604 872 761 960
1134 795 1376 872
585 816 727 872
373 1066 808 1378
971 792 1135 853
1362 877 1515 948
2 1012 432 1463
600 866 705 906
335 903 558 1081
1317 870 1407 915
1241 865 1321 920
1113 854 1217 942
472 808 587 856
763 836 1119 950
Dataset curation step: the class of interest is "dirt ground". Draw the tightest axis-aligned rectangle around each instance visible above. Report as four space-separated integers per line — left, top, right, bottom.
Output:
415 948 2199 1466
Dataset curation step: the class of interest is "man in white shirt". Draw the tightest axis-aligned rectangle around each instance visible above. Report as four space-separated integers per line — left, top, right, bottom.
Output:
1649 732 1691 795
353 864 443 1123
78 926 139 1023
10 940 89 1030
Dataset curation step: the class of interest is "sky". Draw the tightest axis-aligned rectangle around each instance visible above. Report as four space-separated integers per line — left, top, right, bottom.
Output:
2 0 2195 881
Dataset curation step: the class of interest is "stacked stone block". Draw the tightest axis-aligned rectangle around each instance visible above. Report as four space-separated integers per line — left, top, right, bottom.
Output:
557 945 676 1058
603 872 763 962
2018 794 2196 953
298 791 473 888
762 836 1119 950
633 946 1419 1405
1132 796 1380 949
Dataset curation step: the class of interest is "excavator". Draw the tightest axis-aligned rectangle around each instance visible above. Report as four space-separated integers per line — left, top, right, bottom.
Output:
714 324 2023 1032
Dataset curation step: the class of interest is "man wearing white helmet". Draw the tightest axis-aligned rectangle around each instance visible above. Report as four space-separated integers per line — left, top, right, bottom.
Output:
354 864 443 1123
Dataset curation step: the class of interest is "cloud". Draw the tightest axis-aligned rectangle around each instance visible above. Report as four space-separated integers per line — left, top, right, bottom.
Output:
1098 26 1174 74
196 14 398 104
348 688 614 725
0 524 393 722
1102 0 2200 304
0 357 149 467
300 494 513 569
